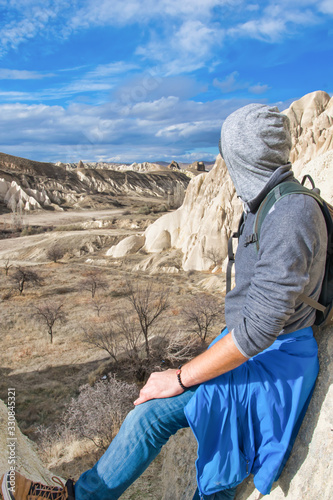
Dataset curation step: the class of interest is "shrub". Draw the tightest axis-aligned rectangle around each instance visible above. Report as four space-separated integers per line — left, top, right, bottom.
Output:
152 204 168 213
47 245 65 262
63 377 138 450
137 206 151 215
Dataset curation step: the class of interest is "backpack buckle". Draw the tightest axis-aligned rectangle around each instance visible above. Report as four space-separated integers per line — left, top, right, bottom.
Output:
244 233 258 247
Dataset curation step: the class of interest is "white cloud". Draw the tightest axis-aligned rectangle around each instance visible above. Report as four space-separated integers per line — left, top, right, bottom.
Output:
70 0 227 29
229 18 287 42
0 68 54 79
227 1 329 43
137 20 223 75
0 0 331 63
0 96 253 162
86 62 139 78
319 0 333 14
213 72 248 93
249 83 270 94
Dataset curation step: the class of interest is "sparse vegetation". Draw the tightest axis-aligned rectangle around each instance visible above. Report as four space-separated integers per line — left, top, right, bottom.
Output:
10 266 43 294
91 298 106 317
125 280 170 360
137 205 151 215
37 377 138 457
0 196 224 487
205 247 223 269
33 301 67 343
79 269 109 298
4 259 11 275
83 319 120 363
47 245 65 263
21 225 47 236
183 293 224 343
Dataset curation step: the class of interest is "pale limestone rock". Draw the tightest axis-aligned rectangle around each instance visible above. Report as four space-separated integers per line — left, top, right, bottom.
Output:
133 250 182 275
106 234 145 258
283 90 333 172
0 399 55 485
145 229 172 253
294 149 333 205
0 178 51 211
143 158 243 271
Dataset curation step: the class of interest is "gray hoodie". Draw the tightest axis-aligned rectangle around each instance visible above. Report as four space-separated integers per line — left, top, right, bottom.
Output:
220 104 327 357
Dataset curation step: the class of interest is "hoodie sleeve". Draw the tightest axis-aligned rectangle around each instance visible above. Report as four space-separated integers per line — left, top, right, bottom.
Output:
231 194 327 358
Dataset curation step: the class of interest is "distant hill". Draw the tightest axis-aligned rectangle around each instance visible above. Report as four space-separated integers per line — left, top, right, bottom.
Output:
0 151 190 213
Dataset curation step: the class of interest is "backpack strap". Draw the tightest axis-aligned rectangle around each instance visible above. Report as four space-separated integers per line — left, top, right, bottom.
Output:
253 181 324 253
226 213 244 294
253 180 333 323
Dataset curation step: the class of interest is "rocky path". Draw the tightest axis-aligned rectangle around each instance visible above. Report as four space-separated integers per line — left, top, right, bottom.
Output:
0 207 123 228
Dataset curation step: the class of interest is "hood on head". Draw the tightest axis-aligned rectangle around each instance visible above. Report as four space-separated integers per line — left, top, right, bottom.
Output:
220 103 292 203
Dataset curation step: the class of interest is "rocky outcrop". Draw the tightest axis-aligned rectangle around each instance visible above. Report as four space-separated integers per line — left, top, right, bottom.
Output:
60 160 166 173
190 161 206 172
0 152 190 213
107 90 333 272
168 160 181 170
106 234 145 258
283 90 333 173
0 399 55 485
143 158 242 271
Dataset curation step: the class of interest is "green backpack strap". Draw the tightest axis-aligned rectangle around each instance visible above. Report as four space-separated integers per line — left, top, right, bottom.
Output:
253 180 328 315
253 180 324 253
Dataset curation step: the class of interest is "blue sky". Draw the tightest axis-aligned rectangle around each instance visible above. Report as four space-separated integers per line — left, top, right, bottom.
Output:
0 0 332 164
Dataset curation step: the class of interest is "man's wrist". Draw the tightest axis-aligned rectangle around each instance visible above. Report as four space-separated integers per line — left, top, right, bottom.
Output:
176 365 188 391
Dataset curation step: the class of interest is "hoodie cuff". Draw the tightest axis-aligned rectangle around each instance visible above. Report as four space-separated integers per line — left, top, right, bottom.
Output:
231 328 251 359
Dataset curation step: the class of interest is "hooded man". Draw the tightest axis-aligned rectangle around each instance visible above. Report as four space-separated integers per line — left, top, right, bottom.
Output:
2 104 327 500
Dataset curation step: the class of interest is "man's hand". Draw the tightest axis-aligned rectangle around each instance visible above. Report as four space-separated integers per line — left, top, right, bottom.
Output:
134 369 184 405
133 332 248 406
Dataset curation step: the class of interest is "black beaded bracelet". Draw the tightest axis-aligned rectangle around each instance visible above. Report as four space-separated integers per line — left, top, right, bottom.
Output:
176 365 188 391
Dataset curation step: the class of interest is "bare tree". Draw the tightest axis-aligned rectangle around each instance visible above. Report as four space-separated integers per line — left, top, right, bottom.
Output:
183 294 223 343
4 260 12 276
125 281 169 359
79 270 108 298
34 302 67 343
11 266 43 294
205 247 223 269
116 312 142 361
46 245 65 263
91 298 107 317
83 319 120 363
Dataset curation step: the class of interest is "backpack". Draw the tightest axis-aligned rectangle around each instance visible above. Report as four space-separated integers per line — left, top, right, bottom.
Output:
226 175 333 327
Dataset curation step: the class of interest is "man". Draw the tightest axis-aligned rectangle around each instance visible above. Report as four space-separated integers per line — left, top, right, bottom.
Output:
1 104 327 500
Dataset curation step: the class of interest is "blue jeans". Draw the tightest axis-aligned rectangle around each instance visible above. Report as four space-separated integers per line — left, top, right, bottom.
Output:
75 387 237 500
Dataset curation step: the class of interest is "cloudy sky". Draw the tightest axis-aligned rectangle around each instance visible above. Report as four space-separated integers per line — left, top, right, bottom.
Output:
0 0 332 164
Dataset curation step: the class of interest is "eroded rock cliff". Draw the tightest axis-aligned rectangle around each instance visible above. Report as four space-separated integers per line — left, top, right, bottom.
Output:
0 152 190 213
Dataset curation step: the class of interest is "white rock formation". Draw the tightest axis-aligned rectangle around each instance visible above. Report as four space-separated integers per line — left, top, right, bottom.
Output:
283 90 333 172
0 179 49 211
61 161 165 172
106 234 145 258
142 159 242 271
